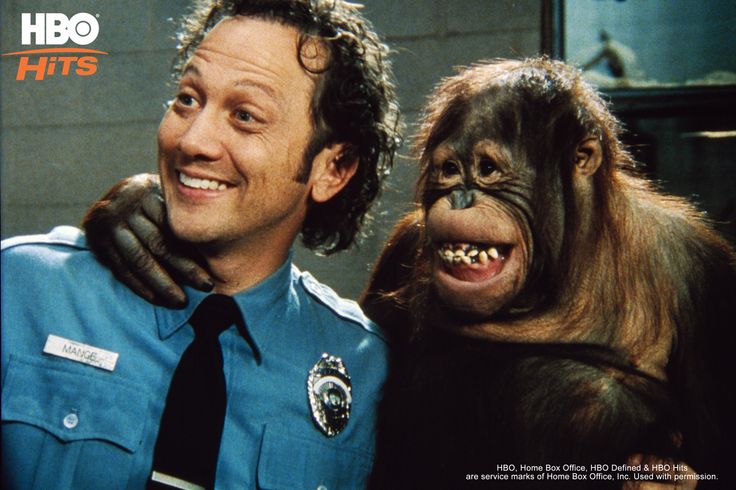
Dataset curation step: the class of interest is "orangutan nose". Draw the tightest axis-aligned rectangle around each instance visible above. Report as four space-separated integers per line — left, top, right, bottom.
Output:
450 189 476 210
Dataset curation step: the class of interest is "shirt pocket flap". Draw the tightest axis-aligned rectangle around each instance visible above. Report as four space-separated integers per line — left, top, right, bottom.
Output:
2 355 148 453
257 424 374 489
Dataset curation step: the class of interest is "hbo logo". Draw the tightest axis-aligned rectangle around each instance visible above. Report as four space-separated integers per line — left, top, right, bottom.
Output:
21 13 99 46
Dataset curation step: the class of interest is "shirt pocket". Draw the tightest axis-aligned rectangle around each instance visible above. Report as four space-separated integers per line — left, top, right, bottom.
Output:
1 354 149 490
256 424 374 490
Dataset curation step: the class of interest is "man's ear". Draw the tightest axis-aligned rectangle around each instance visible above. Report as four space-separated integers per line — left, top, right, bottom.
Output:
574 136 603 176
309 144 358 203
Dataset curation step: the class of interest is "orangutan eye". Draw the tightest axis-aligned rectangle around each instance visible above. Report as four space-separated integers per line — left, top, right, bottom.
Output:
479 157 497 176
442 160 461 177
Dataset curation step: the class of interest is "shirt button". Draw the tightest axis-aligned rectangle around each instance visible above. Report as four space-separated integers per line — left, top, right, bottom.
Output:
63 412 79 429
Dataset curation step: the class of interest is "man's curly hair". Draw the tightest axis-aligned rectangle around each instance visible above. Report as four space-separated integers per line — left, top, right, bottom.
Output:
173 0 401 254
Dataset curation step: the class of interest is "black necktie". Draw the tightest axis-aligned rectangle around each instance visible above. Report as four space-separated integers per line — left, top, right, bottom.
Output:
149 294 242 490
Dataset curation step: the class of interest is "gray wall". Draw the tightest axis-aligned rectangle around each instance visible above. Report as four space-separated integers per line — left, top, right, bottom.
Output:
1 0 542 299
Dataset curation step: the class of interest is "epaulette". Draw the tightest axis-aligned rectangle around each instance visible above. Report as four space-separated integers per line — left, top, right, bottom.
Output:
1 226 87 252
299 270 386 342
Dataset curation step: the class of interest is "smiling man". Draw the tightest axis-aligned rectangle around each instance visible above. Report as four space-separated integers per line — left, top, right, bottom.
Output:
1 1 399 488
159 16 345 293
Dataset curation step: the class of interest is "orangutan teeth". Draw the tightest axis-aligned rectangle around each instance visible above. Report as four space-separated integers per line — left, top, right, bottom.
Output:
437 242 505 265
178 172 227 191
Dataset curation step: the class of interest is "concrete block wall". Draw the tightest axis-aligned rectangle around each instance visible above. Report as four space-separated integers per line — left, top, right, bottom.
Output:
1 0 542 299
1 0 190 238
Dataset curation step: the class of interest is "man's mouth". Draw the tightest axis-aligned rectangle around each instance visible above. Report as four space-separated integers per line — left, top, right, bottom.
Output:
178 171 228 191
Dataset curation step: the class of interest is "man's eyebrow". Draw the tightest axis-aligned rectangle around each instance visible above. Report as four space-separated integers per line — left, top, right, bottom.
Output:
181 64 201 78
233 79 277 99
180 63 278 99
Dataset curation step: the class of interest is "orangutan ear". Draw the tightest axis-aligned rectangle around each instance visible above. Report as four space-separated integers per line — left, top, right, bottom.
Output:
309 144 358 203
574 137 603 176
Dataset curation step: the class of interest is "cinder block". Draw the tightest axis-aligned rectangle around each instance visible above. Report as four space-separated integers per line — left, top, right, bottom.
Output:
80 50 177 124
444 29 541 62
1 50 175 128
365 0 443 39
391 29 540 112
149 0 193 51
445 0 540 33
1 122 159 206
1 63 88 128
94 0 154 53
0 203 87 239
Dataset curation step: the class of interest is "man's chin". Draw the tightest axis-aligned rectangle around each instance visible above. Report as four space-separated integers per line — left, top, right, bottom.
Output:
168 218 219 245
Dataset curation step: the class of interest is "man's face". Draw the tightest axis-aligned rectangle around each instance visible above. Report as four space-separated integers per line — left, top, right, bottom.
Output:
157 16 319 257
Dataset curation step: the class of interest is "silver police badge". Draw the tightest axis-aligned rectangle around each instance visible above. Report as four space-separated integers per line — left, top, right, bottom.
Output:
307 353 352 437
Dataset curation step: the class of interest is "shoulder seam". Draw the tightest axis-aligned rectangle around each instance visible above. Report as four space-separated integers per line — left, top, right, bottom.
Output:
1 226 87 252
298 272 387 343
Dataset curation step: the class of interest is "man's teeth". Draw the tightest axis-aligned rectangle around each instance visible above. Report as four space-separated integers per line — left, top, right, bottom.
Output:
179 172 227 191
438 242 504 265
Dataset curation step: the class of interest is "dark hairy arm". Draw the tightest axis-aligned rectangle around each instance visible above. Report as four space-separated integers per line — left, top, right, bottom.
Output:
82 173 213 308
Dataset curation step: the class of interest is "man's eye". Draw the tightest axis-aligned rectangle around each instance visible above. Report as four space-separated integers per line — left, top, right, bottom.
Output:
177 94 195 106
441 160 460 177
235 110 253 123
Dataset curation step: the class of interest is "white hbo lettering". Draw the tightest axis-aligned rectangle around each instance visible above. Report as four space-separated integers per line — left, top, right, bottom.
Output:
21 13 99 46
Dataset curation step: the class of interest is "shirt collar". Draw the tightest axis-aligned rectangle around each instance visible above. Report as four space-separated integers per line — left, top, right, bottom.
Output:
154 251 295 363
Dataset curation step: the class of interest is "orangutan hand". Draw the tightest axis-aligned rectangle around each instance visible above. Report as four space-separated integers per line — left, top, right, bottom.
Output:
82 173 213 307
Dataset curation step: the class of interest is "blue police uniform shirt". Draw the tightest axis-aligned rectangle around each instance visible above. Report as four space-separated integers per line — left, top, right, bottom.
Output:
1 226 389 490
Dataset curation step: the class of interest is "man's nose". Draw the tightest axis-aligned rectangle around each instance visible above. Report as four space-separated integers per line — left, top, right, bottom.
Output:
178 109 224 161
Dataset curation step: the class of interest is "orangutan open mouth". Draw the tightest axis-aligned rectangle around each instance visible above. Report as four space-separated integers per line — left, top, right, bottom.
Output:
437 242 511 265
436 242 513 283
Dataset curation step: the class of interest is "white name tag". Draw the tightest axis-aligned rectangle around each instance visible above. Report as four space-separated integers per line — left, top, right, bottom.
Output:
43 334 119 371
